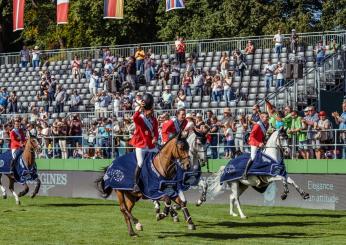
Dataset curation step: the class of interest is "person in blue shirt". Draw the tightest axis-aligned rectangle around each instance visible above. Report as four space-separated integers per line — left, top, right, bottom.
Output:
332 101 346 159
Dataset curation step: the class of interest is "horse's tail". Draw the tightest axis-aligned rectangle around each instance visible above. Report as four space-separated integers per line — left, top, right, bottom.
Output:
206 166 226 199
95 167 112 199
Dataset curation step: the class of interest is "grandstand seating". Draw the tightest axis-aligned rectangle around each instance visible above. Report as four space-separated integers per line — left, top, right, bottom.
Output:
0 44 324 119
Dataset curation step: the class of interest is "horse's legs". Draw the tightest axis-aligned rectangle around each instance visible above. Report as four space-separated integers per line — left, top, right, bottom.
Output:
156 196 171 221
153 200 160 214
0 174 7 199
18 183 29 197
124 192 143 231
169 205 179 222
196 179 208 206
8 177 20 205
173 196 196 230
286 176 310 199
31 178 41 198
115 190 136 236
229 181 247 219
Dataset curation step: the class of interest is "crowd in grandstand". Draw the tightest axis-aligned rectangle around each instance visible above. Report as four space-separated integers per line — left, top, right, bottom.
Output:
0 31 344 160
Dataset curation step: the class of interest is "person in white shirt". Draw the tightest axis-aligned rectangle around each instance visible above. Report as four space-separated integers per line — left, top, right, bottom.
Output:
263 59 276 91
89 70 99 96
31 46 40 68
274 62 285 88
273 29 284 58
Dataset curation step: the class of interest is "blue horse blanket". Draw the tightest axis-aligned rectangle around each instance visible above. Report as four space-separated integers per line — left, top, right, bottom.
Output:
103 152 201 200
0 150 38 184
220 151 287 183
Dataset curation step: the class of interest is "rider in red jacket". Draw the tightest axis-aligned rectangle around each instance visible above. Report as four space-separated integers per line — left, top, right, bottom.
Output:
242 112 269 179
10 120 26 168
161 108 187 145
129 93 158 192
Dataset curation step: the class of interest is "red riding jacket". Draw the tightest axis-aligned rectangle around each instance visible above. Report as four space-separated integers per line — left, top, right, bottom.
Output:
10 128 26 150
161 118 187 144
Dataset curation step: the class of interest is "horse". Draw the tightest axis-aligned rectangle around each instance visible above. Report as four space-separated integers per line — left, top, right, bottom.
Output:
153 130 208 221
0 135 42 205
96 133 196 237
207 128 310 219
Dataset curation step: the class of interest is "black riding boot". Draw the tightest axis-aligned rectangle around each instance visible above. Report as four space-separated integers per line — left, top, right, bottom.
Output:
133 165 142 193
242 159 253 180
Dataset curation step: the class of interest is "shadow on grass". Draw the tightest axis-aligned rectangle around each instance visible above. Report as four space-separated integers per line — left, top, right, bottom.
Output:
158 231 317 240
206 220 326 228
28 203 117 208
258 213 346 219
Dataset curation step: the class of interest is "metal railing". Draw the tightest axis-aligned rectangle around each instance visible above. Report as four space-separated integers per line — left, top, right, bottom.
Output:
1 30 345 65
1 128 345 160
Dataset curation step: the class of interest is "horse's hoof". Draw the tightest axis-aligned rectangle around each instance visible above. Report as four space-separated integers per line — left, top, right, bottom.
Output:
135 223 143 231
281 194 287 200
156 213 166 221
230 213 238 217
173 216 179 223
196 200 202 207
240 216 247 219
2 194 7 199
16 200 21 205
188 224 196 230
129 232 138 237
303 193 310 200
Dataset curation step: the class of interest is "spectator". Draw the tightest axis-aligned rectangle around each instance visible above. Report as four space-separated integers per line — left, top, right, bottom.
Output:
176 36 186 65
126 56 136 89
8 91 18 114
54 85 67 113
158 63 170 88
233 49 246 77
175 89 186 109
221 108 234 125
84 58 93 81
104 59 114 74
117 57 127 85
233 115 247 153
0 87 9 112
244 40 255 55
220 52 229 78
194 71 205 96
209 116 220 159
273 29 284 58
211 75 223 103
223 71 235 103
288 110 308 159
248 105 261 128
223 121 235 158
40 121 51 159
112 92 121 117
290 29 298 54
89 70 99 96
87 123 97 157
70 90 82 112
274 62 285 88
31 46 40 68
263 59 275 92
135 46 145 75
171 61 180 85
71 55 81 79
39 107 48 121
147 48 155 59
186 58 196 77
314 111 333 159
302 106 319 159
329 39 339 55
162 86 173 109
97 118 112 158
182 71 192 96
144 54 154 84
204 71 213 96
315 41 326 66
206 110 214 126
69 115 83 155
47 78 57 106
19 45 30 68
98 91 112 117
332 102 346 159
122 117 134 153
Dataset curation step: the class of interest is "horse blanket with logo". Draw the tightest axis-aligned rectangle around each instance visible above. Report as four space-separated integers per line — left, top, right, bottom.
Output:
0 150 38 184
103 152 200 200
220 151 287 183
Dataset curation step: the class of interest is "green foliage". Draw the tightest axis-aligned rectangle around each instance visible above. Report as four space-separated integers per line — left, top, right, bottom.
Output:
0 0 344 52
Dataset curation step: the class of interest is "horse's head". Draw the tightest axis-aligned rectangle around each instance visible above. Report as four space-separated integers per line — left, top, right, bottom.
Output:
172 132 191 171
26 134 41 155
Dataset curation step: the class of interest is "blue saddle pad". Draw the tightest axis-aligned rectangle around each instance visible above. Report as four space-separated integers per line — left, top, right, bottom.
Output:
220 151 287 183
103 152 202 200
0 150 38 184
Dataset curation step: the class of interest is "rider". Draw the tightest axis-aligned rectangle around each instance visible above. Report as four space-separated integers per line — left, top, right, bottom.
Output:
242 112 269 179
10 120 26 169
129 93 159 193
161 108 187 145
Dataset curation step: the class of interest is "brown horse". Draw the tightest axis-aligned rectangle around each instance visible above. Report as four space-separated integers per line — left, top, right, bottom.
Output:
0 135 41 205
96 134 195 236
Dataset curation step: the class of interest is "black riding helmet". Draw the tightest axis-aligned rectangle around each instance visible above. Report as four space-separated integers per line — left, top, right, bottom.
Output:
142 93 154 110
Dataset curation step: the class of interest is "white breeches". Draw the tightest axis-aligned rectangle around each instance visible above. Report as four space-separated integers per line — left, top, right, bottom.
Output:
136 147 158 168
11 149 17 159
250 145 258 160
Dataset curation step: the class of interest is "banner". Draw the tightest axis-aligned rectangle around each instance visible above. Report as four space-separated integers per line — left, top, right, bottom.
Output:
166 0 185 12
13 0 25 32
104 0 124 19
57 0 69 24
